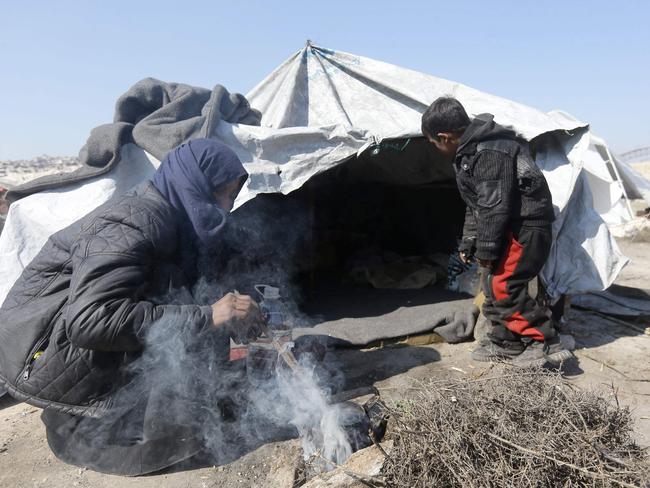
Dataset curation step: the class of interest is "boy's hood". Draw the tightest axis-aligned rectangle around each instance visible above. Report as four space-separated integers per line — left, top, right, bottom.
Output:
457 113 518 155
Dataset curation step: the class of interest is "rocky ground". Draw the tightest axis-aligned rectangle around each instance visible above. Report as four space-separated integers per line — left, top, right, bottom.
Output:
1 226 649 487
0 156 80 189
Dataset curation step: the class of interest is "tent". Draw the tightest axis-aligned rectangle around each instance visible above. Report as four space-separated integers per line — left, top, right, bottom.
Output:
547 110 650 232
616 148 650 210
0 43 629 313
620 146 650 181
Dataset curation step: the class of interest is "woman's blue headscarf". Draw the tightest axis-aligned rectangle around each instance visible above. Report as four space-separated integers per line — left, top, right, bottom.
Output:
152 139 248 248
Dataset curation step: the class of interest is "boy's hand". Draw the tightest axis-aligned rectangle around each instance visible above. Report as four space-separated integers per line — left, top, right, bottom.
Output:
459 250 472 264
211 292 265 344
476 258 494 269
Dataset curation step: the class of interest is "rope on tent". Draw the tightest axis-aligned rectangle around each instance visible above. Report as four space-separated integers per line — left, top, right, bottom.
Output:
369 138 411 156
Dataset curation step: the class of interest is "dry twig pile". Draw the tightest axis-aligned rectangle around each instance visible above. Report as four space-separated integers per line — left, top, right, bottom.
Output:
382 370 649 487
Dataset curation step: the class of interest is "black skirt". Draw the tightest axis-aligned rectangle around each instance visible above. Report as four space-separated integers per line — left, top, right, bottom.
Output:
41 404 203 476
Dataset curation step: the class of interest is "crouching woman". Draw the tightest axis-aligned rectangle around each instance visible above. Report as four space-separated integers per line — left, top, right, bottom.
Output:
0 139 264 475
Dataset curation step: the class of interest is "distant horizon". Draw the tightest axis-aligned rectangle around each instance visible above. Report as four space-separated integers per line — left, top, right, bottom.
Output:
0 154 80 161
3 140 649 162
1 1 648 159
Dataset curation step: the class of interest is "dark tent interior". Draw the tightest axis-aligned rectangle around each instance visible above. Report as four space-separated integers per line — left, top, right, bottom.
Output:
215 138 476 343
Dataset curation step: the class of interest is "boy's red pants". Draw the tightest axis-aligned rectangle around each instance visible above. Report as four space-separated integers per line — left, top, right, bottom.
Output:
480 224 556 344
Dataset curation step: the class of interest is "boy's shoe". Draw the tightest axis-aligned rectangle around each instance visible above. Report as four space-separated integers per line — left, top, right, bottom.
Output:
559 333 576 351
511 336 573 367
543 335 574 365
511 342 548 367
471 338 524 362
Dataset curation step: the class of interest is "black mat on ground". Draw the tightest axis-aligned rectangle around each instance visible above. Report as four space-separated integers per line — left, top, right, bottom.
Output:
292 285 478 346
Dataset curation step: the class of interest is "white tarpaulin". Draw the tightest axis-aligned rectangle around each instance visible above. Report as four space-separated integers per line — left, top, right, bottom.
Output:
618 159 650 206
0 43 629 304
547 109 650 230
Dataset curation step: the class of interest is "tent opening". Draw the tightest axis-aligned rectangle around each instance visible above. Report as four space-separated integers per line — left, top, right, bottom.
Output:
227 138 471 325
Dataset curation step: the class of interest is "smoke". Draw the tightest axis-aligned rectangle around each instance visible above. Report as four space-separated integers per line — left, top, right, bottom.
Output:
58 307 355 474
247 351 354 468
193 193 318 326
53 194 358 475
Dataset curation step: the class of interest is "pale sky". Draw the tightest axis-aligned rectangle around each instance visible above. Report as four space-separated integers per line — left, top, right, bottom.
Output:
1 0 648 160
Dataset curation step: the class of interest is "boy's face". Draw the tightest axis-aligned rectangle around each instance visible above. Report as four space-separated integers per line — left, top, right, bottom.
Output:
426 133 461 158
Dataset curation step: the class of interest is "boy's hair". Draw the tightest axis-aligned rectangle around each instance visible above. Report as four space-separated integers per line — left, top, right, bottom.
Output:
421 97 470 140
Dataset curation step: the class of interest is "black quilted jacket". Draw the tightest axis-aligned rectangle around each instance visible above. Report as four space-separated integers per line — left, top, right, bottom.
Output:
455 114 555 261
0 182 213 416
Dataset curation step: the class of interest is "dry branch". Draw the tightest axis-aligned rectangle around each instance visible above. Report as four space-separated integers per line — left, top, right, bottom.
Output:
381 369 650 487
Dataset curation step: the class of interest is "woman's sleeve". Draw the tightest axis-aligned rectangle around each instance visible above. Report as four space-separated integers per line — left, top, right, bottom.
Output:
64 218 213 352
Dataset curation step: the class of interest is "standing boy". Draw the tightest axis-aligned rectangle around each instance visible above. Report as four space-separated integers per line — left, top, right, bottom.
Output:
421 97 571 366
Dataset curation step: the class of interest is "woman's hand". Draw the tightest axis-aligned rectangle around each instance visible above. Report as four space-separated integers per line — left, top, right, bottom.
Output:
211 292 265 344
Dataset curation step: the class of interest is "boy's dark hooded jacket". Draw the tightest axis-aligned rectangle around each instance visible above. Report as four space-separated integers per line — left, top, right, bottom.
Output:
455 114 555 261
0 139 246 417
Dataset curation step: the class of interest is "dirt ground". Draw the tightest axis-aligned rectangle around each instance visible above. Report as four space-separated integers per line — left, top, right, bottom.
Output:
1 237 649 488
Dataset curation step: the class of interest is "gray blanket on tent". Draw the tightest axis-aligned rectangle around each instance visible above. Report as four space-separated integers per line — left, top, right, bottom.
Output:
293 287 479 346
6 78 261 202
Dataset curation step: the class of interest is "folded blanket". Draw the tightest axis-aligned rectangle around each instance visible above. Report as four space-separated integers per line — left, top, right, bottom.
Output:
293 286 478 346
